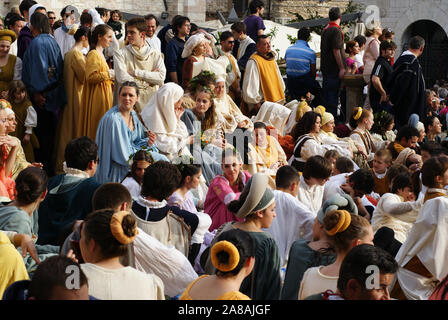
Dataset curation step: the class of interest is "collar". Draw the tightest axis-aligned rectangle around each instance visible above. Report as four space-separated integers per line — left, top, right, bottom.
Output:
137 196 167 209
255 51 275 61
427 188 448 195
63 163 91 179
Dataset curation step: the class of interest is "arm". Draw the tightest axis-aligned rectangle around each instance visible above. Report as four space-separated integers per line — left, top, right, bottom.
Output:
333 48 345 79
382 195 422 221
242 59 262 104
13 57 22 80
134 52 166 85
113 49 135 84
71 51 86 83
165 42 179 84
24 106 37 134
211 177 240 206
85 52 112 84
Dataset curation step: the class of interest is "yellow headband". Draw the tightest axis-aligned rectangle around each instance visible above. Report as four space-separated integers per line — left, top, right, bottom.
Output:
211 240 240 272
326 210 352 236
110 211 138 245
353 107 363 121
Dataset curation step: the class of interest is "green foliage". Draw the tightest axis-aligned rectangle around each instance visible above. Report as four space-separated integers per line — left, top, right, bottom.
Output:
287 34 297 45
287 0 365 42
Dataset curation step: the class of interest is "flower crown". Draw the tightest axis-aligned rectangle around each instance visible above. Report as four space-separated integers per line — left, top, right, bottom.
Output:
173 154 195 172
127 146 154 167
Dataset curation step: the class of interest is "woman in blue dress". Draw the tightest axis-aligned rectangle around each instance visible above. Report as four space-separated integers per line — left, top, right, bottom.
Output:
95 81 167 184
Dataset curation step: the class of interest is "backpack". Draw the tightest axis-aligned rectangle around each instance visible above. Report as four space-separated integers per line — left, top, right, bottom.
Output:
389 56 421 104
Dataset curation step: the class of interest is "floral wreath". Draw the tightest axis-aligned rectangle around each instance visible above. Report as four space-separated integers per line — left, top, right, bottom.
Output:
172 154 195 171
127 146 155 167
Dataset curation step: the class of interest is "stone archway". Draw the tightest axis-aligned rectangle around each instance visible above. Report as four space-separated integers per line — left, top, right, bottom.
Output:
401 20 448 87
391 3 448 86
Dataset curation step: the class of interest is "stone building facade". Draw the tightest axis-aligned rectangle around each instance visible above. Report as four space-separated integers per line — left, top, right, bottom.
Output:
355 0 448 86
1 0 206 23
206 0 349 23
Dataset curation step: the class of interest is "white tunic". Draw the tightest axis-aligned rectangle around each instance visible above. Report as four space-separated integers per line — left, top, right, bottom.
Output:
265 190 315 267
114 44 166 112
393 193 448 300
242 56 285 105
371 193 422 243
54 27 76 59
297 175 325 215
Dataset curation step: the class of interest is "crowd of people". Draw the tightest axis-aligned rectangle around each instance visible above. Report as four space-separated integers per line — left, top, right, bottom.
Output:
0 0 447 302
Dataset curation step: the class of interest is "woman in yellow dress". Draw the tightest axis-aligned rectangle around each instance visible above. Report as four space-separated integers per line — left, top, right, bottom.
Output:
54 26 89 174
180 228 255 300
78 24 114 140
0 30 21 99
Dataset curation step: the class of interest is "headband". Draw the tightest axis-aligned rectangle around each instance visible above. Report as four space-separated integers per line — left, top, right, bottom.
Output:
110 211 138 244
211 240 240 272
353 107 363 120
235 173 275 219
326 210 352 236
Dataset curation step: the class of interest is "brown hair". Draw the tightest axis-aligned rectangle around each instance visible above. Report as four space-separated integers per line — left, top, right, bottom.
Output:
349 108 372 129
8 80 29 103
126 17 147 33
89 23 112 50
195 87 216 132
82 209 137 259
345 40 358 55
374 149 392 164
323 211 371 253
421 156 448 188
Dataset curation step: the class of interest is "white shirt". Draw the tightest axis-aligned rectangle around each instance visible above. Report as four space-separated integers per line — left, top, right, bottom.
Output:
323 173 349 204
265 190 315 267
81 263 165 300
146 35 161 52
121 176 141 200
54 27 75 59
371 193 421 243
298 266 338 300
297 175 325 214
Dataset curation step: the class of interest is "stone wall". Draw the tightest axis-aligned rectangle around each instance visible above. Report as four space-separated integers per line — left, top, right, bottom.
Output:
204 0 351 23
354 0 448 54
1 0 207 22
271 0 350 24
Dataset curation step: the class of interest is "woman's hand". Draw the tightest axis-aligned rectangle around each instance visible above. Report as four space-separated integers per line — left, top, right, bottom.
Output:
14 233 40 265
175 105 185 121
66 249 79 263
31 162 44 169
147 130 156 147
187 135 194 145
0 135 18 148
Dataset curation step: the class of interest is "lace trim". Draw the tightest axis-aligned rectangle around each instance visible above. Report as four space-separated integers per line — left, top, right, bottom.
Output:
136 196 167 209
63 162 90 179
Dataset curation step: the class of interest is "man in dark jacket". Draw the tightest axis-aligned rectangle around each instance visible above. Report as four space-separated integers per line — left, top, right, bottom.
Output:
37 137 101 246
389 36 426 127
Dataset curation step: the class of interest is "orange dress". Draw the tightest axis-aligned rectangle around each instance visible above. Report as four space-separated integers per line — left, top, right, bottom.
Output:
78 50 113 140
180 275 251 300
0 145 15 200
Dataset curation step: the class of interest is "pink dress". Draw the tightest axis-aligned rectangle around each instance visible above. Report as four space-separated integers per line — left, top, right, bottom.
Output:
204 171 251 231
